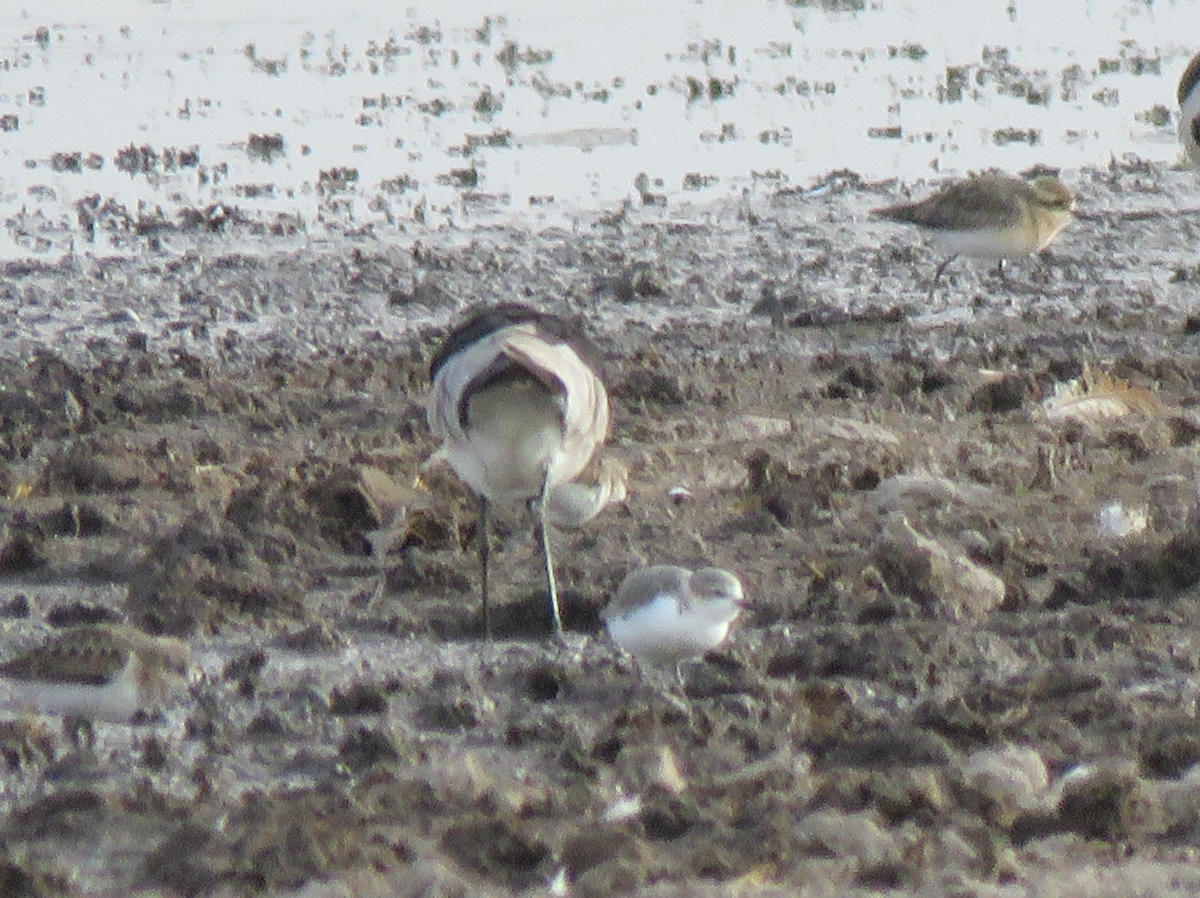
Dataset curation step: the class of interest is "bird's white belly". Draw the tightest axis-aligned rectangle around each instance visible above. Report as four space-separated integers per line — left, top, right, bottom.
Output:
606 595 734 666
463 423 564 500
4 677 139 722
931 225 1037 259
456 383 568 501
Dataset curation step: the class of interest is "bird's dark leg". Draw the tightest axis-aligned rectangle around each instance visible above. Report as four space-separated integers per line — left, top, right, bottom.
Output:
933 254 958 284
478 495 493 639
532 474 565 643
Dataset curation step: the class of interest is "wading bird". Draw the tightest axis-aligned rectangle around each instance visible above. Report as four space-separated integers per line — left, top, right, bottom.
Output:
873 171 1075 283
427 303 610 640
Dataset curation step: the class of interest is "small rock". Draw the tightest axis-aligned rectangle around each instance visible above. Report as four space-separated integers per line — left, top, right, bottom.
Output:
1139 765 1200 841
0 594 30 618
960 745 1052 827
45 602 122 628
794 808 899 872
274 621 342 653
337 726 399 771
0 532 46 574
329 683 390 716
415 698 478 732
0 718 56 770
873 515 1005 622
1055 759 1143 840
868 473 995 515
967 374 1027 414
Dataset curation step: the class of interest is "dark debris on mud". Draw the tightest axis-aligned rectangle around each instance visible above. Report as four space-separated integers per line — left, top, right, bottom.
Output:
3 164 1200 896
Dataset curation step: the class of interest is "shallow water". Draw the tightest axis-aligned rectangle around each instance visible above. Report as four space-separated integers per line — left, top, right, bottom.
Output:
1 0 1196 257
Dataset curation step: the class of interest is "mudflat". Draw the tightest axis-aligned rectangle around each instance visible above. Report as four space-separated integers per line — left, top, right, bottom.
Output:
2 161 1200 896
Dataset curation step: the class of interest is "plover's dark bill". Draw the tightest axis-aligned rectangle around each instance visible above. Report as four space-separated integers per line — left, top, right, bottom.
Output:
0 624 193 723
427 303 610 639
603 565 746 668
1178 51 1200 168
872 172 1075 282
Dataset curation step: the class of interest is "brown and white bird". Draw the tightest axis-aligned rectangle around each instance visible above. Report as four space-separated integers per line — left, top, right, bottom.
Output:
427 303 610 640
0 624 193 724
603 565 747 669
872 171 1076 282
1178 51 1200 168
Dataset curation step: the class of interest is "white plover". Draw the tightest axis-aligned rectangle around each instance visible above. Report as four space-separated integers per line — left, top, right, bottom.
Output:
427 303 610 639
603 565 746 668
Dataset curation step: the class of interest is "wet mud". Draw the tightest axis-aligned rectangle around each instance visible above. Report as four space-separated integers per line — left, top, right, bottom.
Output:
2 160 1200 896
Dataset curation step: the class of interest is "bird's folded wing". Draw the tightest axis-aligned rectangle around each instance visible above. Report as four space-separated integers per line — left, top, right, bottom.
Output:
502 329 609 446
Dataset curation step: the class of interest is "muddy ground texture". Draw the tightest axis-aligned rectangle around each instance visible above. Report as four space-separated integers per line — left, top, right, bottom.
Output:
4 161 1200 896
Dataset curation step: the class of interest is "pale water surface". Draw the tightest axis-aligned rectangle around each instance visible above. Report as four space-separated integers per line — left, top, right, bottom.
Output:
0 0 1197 257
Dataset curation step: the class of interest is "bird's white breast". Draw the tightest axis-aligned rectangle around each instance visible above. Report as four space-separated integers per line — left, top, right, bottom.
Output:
606 593 738 666
3 666 141 722
930 224 1039 259
453 379 568 501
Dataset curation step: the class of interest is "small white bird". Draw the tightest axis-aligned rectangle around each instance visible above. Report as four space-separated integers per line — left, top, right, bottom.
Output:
0 624 193 724
1178 51 1200 168
603 565 747 669
872 171 1076 283
427 303 610 639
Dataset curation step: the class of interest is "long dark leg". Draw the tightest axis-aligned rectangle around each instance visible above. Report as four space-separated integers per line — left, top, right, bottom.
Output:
933 254 958 284
478 495 492 639
532 477 565 642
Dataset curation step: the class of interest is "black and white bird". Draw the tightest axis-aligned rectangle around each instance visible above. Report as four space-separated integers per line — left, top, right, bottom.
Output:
1178 51 1200 168
427 303 610 640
